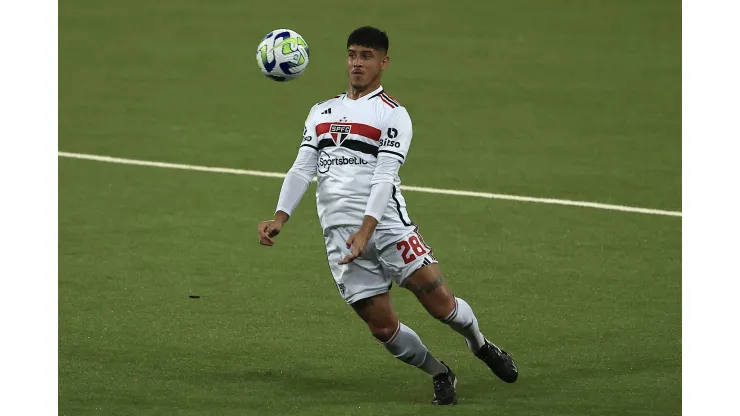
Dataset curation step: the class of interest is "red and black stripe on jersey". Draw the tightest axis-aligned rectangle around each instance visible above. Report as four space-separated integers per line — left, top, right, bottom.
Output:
370 89 400 108
315 122 381 157
382 92 400 106
315 122 381 141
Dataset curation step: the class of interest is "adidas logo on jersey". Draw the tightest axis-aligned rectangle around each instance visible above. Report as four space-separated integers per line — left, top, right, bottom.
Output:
321 108 332 114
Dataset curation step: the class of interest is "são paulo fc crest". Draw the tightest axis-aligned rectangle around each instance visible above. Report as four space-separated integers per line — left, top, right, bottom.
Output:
329 124 351 146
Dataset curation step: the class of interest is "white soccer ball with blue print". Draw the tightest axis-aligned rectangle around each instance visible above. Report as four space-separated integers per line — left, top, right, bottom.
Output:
256 29 310 82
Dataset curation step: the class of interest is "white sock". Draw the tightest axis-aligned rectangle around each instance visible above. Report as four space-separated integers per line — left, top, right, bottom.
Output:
382 322 448 376
441 297 487 353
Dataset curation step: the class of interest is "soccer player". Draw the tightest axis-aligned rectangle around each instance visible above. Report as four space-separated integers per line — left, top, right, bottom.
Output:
257 26 518 405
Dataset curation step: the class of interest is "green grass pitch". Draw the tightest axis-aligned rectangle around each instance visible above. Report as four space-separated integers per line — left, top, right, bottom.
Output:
59 0 681 414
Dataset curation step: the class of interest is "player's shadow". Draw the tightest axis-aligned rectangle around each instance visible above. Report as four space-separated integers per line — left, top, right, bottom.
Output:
235 368 429 405
457 355 679 406
241 369 369 393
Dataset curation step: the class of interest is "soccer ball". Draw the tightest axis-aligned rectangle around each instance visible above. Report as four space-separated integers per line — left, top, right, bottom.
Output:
256 29 310 82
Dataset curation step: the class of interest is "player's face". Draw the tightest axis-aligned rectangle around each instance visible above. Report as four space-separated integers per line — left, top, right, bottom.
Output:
347 45 389 90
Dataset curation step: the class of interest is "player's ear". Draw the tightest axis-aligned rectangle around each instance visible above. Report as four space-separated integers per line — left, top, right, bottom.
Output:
381 54 390 71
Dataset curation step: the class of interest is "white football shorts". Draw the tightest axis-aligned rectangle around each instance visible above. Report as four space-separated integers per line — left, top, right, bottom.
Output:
323 225 439 304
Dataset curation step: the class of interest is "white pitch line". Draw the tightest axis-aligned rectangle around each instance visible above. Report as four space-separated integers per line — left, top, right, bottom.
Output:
58 151 682 218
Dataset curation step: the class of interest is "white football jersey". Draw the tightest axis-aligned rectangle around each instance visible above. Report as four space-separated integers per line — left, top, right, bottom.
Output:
300 85 414 231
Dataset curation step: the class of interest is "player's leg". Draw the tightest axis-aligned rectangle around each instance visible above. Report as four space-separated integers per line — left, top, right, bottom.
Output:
325 227 448 373
325 226 457 404
405 263 481 344
378 226 518 383
350 292 457 405
351 292 446 372
405 262 518 383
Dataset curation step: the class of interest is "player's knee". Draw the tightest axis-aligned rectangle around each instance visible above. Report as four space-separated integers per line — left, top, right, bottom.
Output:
368 322 399 343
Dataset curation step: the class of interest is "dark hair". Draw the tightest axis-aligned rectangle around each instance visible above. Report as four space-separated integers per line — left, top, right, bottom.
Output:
347 26 389 53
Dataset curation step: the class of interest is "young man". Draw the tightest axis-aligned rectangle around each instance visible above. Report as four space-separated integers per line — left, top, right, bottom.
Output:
257 26 518 405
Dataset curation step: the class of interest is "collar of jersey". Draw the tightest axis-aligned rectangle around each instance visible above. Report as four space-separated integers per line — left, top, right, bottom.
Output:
343 85 383 102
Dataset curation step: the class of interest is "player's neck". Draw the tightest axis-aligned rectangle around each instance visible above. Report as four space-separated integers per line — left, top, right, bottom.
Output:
346 82 381 100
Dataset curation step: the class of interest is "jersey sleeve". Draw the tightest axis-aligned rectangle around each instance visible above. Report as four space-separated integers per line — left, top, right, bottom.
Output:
299 104 319 151
275 105 320 217
275 149 316 216
378 107 413 164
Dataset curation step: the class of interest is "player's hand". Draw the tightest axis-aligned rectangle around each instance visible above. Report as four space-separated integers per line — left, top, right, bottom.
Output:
339 231 370 264
258 211 289 246
257 220 282 246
